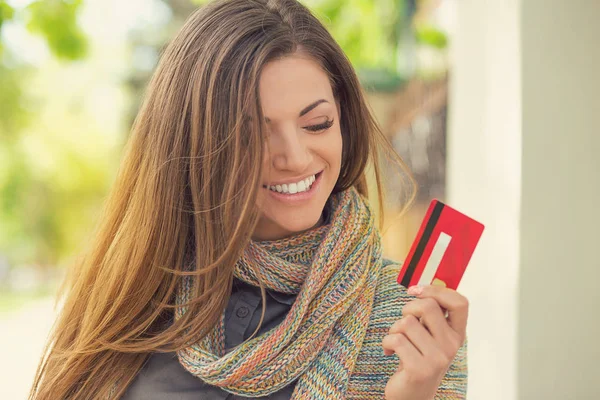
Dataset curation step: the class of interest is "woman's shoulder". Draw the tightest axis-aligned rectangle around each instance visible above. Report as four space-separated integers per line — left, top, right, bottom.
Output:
370 259 411 320
379 258 402 284
375 259 408 299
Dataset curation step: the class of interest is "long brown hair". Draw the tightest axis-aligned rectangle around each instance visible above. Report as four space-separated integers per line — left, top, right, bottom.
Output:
30 0 415 398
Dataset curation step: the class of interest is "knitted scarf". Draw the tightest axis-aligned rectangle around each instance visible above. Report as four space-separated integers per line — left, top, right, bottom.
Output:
175 187 468 399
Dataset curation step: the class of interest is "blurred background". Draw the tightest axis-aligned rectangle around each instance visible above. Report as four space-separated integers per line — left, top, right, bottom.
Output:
0 0 598 399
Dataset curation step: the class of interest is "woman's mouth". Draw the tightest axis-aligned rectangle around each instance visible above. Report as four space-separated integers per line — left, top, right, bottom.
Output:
262 171 324 201
264 172 321 194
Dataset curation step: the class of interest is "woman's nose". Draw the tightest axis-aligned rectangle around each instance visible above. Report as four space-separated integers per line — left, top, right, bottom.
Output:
269 127 312 172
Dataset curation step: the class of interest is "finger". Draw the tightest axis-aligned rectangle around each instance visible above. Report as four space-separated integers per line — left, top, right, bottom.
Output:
407 285 469 337
382 332 423 368
398 300 462 360
388 315 442 359
393 300 447 342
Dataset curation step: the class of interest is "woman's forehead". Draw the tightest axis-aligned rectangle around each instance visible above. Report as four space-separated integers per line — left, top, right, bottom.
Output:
258 54 334 119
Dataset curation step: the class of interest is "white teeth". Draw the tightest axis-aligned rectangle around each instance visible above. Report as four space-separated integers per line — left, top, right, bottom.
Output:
267 174 318 194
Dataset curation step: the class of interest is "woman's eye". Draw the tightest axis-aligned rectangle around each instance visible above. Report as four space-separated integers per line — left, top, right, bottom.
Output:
303 119 334 132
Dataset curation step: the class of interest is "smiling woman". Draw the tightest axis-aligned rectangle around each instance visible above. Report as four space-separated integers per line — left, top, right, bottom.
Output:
30 1 468 399
255 54 343 241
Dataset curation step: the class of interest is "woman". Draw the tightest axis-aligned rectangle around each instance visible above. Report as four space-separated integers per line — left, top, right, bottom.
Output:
31 0 468 399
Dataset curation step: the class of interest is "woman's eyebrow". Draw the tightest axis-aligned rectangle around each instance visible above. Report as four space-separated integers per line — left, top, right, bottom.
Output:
263 99 330 123
299 99 329 117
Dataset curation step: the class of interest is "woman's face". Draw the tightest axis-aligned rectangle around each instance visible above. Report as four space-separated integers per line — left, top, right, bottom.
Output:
253 53 343 241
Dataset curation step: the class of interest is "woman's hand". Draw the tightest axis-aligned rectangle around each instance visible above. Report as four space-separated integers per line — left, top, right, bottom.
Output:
382 285 469 400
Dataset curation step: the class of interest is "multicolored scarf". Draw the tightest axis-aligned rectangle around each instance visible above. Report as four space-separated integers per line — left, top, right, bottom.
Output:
175 187 468 399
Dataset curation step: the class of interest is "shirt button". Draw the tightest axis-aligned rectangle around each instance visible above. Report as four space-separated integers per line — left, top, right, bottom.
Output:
236 306 249 318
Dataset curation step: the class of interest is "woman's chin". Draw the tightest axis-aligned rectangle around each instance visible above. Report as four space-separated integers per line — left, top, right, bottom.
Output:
283 218 323 236
255 213 324 241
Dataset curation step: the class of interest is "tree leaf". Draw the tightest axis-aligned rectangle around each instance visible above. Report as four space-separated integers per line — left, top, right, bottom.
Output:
25 0 88 60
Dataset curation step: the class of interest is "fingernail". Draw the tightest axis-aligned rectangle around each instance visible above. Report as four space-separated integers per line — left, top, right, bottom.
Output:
407 285 424 296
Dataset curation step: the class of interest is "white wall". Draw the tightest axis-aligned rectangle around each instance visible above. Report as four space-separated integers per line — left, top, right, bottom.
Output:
447 0 521 399
448 0 600 399
519 1 600 399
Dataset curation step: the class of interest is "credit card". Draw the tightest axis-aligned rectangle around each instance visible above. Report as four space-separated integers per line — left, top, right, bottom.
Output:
397 199 484 290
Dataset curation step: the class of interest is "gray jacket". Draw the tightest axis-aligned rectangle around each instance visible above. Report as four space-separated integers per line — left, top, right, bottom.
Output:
122 278 297 399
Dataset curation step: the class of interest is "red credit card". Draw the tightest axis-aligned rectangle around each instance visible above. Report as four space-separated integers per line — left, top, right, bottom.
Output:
397 199 484 290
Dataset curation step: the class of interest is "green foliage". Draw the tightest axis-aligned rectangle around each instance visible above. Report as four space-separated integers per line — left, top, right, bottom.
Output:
0 64 31 141
0 149 45 264
0 0 94 268
25 0 88 60
0 0 14 54
0 136 112 266
305 0 404 72
0 0 14 32
415 25 448 49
